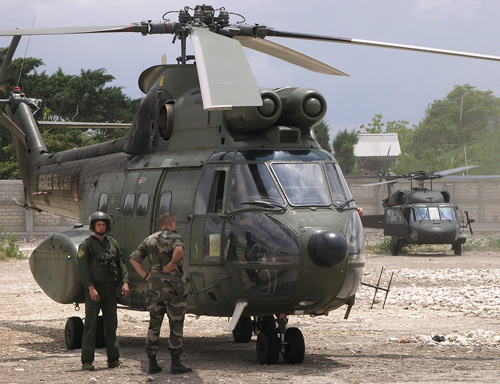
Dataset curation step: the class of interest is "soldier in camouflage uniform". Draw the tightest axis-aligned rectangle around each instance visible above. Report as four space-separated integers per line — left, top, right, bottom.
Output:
77 211 130 371
129 212 192 375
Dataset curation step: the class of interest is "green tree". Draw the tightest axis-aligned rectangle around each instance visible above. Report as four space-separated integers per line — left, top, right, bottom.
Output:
358 113 385 134
332 128 358 175
408 84 500 173
0 48 141 179
313 120 332 152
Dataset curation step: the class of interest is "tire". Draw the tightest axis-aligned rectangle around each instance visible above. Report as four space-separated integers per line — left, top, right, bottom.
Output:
256 328 280 364
453 243 462 256
233 316 253 343
65 316 83 350
283 327 305 364
95 315 105 348
391 239 400 256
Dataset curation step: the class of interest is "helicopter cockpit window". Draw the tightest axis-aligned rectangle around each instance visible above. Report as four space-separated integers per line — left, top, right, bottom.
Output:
324 163 353 207
271 163 329 206
97 193 108 212
230 164 284 211
428 207 440 220
122 193 135 217
136 193 149 218
158 192 172 215
439 206 458 221
413 206 430 221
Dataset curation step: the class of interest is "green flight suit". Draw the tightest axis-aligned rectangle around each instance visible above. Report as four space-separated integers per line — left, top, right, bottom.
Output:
77 235 129 364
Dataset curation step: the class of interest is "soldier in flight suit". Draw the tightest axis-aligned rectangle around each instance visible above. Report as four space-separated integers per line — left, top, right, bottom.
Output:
129 212 192 375
77 211 130 371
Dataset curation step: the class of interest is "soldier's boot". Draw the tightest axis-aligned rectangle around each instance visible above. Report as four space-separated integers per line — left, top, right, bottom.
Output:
170 350 192 375
148 355 163 374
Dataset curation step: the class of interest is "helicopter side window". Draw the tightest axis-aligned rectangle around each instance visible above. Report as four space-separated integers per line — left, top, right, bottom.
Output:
158 192 172 215
386 208 406 224
272 163 329 206
324 163 353 207
203 217 223 261
439 206 458 221
194 168 227 214
97 193 108 212
136 193 149 218
122 193 135 217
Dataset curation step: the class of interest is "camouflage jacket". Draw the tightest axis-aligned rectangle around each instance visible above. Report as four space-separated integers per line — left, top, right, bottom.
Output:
77 235 129 287
130 229 185 282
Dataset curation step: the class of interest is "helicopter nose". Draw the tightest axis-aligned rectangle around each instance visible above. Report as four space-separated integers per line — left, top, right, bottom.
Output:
307 230 348 267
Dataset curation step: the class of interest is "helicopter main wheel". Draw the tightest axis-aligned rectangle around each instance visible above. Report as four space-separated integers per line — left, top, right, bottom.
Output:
391 238 401 256
95 315 106 348
453 242 462 256
64 316 83 350
232 316 253 343
283 327 305 364
256 327 280 364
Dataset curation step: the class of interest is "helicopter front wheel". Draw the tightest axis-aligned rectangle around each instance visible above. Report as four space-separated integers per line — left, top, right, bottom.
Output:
452 242 462 256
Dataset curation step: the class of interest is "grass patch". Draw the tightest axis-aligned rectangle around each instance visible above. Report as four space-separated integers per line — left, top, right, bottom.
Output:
0 226 25 261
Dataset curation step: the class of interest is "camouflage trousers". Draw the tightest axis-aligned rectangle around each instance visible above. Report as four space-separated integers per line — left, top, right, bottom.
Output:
146 278 188 357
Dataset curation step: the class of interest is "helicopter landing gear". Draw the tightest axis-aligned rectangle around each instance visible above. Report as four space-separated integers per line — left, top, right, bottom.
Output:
452 242 462 256
232 316 253 343
391 238 403 256
255 315 305 364
65 316 83 349
64 315 106 349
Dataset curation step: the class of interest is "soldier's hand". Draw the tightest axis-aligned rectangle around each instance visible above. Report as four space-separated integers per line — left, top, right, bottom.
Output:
163 261 179 274
89 286 100 302
121 282 130 298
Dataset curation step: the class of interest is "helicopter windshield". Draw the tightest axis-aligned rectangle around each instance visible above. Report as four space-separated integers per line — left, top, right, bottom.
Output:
411 205 458 222
230 164 285 211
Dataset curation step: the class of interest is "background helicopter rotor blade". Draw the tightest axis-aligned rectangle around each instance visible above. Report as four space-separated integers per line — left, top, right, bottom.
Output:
234 36 349 76
435 165 478 176
0 35 21 83
190 27 262 110
263 29 500 62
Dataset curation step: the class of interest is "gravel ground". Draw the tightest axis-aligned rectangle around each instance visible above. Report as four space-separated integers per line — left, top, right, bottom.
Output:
0 233 499 383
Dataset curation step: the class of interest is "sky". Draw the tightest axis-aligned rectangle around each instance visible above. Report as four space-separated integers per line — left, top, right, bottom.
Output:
2 0 500 136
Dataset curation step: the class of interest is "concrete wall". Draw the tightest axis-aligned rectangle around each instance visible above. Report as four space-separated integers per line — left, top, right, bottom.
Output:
1 177 500 235
0 180 76 235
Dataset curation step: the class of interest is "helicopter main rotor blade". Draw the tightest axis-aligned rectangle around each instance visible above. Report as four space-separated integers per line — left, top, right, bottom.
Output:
234 36 349 76
0 25 150 37
265 29 500 62
436 165 478 176
0 35 21 83
190 27 262 110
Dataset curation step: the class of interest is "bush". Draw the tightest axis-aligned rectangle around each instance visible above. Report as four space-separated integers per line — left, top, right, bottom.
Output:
0 226 25 260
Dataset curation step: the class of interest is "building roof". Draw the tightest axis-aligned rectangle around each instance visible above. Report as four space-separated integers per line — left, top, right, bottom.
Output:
354 133 401 158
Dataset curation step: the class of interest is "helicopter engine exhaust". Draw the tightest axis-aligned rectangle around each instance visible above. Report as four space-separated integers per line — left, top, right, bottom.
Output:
224 89 282 132
275 87 327 129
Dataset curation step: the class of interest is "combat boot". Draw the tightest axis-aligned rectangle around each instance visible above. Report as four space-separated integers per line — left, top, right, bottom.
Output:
148 355 163 374
170 350 192 375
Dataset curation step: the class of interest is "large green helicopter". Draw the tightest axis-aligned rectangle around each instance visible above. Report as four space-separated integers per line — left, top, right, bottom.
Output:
1 5 499 364
358 166 476 256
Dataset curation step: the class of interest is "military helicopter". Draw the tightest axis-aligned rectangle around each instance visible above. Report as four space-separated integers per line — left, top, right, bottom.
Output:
358 166 476 256
1 5 499 365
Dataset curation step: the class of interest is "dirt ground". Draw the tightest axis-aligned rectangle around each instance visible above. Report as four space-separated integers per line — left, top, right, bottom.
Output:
1 234 499 383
